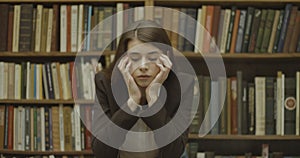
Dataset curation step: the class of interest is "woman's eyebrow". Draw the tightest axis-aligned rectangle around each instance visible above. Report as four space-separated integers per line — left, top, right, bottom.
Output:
128 52 140 55
147 51 159 55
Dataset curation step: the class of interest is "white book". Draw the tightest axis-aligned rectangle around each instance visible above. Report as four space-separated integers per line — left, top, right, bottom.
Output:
40 107 45 151
199 6 207 54
194 8 202 53
116 3 124 46
60 5 67 52
42 64 49 99
71 5 78 52
60 64 69 100
26 62 31 99
255 77 266 135
3 63 9 99
220 9 231 54
12 5 20 52
73 104 81 151
35 64 39 99
296 71 300 135
35 5 43 52
13 107 18 150
281 74 285 135
83 63 93 100
77 4 84 52
276 71 285 135
14 64 21 99
197 152 205 158
36 64 43 100
8 63 15 100
17 106 24 150
0 62 4 99
51 62 60 100
134 7 144 21
46 9 53 53
59 104 65 151
89 64 96 100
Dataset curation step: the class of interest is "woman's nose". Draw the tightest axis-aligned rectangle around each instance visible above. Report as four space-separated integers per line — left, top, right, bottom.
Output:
139 63 149 72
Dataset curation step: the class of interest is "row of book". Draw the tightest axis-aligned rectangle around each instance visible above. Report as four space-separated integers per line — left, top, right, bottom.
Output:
0 59 103 100
0 3 299 54
189 71 300 135
186 142 298 158
0 3 143 53
162 4 300 53
0 104 94 151
0 156 95 158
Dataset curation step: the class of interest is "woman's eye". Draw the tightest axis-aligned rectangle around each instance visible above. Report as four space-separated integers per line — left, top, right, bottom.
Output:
129 56 140 62
148 57 158 61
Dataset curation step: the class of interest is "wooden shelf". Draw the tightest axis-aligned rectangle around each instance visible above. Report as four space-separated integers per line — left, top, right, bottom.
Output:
183 52 300 61
188 134 300 140
0 51 115 58
0 149 93 155
0 0 145 3
154 0 300 2
1 51 300 59
0 99 95 104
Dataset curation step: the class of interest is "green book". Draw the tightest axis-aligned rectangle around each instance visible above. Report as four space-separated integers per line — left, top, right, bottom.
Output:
261 9 275 53
255 9 267 53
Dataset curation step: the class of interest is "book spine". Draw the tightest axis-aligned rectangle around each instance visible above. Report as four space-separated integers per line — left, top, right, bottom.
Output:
283 6 298 53
254 9 267 53
0 4 9 51
255 77 266 135
288 11 300 53
267 10 280 53
248 9 261 53
284 78 296 135
248 83 255 135
266 77 275 135
19 4 33 52
225 6 236 53
235 10 247 53
12 5 21 52
261 9 275 53
277 4 292 53
273 10 284 53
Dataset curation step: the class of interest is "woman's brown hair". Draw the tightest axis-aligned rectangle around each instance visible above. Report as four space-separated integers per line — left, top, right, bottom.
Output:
103 20 176 78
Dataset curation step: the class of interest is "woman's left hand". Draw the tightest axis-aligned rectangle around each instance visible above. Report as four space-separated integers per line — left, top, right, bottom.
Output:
146 54 172 106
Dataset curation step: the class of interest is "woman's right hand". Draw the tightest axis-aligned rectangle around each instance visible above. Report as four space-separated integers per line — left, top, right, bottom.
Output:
118 56 141 106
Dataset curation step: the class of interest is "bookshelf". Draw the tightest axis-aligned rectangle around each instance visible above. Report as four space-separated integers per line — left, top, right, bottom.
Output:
0 0 300 157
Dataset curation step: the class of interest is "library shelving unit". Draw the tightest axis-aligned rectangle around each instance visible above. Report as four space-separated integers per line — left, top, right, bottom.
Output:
0 0 300 157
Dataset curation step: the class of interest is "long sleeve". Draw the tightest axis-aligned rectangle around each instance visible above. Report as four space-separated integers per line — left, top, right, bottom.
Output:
141 73 194 158
92 72 139 158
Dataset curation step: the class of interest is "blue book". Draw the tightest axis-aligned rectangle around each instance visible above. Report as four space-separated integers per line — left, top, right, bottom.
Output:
277 4 292 52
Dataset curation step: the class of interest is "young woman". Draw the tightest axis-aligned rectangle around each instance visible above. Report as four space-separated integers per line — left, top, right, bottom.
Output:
92 20 194 158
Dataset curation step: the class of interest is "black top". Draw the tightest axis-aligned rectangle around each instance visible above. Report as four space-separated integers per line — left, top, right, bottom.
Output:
92 70 194 158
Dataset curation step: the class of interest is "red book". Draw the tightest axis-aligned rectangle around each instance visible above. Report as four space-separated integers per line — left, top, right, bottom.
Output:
203 5 214 53
7 105 14 149
230 10 241 53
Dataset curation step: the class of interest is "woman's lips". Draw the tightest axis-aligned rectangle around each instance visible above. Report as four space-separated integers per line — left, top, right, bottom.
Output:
137 75 151 79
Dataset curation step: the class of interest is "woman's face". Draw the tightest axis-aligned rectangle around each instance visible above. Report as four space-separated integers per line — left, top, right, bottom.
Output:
127 38 162 88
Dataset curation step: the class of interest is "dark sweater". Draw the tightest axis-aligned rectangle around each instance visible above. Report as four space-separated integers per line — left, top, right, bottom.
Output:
92 71 194 158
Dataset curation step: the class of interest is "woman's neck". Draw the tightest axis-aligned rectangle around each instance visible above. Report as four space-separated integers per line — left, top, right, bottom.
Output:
139 87 147 105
